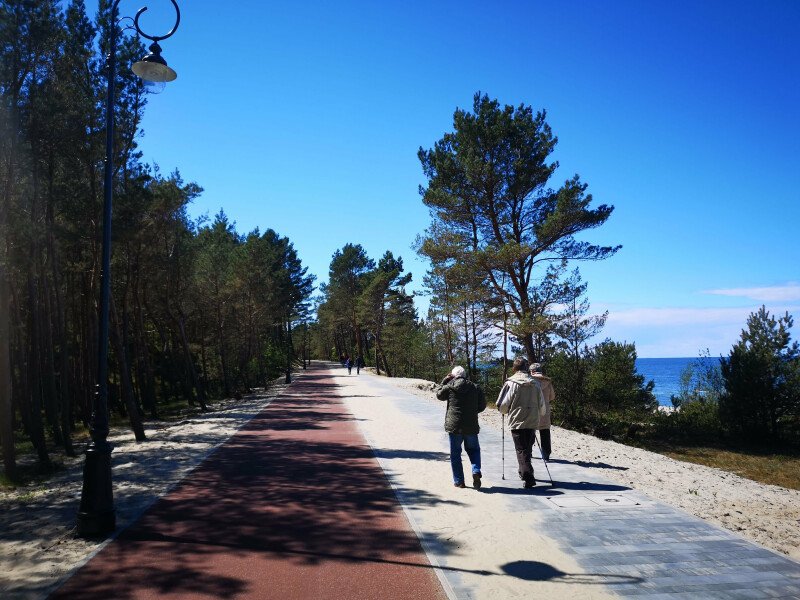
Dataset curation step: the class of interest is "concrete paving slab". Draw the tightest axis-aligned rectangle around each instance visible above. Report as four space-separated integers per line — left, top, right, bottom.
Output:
336 368 800 599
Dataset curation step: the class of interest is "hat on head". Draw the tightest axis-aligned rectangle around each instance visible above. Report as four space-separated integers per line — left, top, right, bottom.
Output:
530 362 542 373
450 366 466 378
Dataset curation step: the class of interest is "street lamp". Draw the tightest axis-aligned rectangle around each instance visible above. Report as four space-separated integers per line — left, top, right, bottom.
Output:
77 0 181 538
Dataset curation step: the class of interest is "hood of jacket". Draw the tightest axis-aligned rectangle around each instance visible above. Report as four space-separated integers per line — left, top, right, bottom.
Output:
507 371 536 386
450 376 470 391
531 373 551 382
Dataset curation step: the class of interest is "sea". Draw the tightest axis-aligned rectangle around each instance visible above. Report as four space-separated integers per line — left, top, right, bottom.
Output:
636 357 722 406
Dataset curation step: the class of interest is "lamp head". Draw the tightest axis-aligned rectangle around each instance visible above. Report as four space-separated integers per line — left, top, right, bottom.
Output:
132 41 177 84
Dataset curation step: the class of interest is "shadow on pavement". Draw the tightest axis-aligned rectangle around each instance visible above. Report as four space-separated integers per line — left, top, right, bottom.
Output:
547 458 629 471
483 479 631 495
375 448 449 461
51 369 459 600
501 560 644 585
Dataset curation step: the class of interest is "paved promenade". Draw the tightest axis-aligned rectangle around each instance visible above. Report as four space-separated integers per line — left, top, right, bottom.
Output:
333 367 800 599
50 364 800 599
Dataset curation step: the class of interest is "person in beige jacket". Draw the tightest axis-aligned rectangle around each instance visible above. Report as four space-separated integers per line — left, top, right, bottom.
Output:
496 357 545 488
530 362 554 461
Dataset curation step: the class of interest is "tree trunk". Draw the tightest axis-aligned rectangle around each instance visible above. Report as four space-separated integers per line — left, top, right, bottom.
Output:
462 302 470 375
502 296 509 382
133 287 156 418
174 309 208 410
470 303 478 379
522 332 536 366
26 269 50 464
49 235 74 456
110 295 146 441
0 262 15 479
0 179 15 477
41 274 64 446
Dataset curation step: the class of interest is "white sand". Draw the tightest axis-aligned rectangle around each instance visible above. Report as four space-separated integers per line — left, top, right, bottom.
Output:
384 375 800 561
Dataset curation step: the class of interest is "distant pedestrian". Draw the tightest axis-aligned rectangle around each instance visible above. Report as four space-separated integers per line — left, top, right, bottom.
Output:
346 357 352 375
355 355 365 375
529 362 554 461
436 366 486 489
497 357 545 488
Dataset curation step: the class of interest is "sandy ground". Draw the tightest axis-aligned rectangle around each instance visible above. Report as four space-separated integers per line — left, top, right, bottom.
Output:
384 374 800 562
0 380 290 600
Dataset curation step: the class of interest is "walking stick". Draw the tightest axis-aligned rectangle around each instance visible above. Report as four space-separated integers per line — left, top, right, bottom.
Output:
501 414 505 480
534 432 553 485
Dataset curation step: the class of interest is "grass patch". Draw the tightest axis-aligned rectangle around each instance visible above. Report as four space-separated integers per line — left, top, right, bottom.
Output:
640 442 800 490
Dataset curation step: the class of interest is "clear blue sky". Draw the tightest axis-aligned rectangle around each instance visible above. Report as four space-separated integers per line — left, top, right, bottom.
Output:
109 0 799 357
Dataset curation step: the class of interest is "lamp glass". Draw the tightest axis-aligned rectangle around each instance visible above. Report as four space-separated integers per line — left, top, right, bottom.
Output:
144 80 167 94
132 60 177 83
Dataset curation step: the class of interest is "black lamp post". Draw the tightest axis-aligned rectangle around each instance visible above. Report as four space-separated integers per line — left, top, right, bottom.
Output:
77 0 181 538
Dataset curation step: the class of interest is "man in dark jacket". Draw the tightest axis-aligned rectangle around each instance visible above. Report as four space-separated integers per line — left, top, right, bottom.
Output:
436 366 486 489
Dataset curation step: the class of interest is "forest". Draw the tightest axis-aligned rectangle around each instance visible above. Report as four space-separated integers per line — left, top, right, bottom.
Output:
0 1 314 481
2 4 798 485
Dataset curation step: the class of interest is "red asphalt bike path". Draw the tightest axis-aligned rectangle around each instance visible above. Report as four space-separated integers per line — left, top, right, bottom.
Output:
51 366 447 600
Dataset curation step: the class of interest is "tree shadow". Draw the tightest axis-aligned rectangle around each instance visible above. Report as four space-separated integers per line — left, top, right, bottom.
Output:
375 449 449 461
482 483 564 495
483 479 631 494
49 374 462 599
501 560 644 585
547 480 631 492
547 458 629 471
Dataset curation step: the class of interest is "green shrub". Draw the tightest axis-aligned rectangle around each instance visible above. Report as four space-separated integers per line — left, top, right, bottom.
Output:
651 401 724 444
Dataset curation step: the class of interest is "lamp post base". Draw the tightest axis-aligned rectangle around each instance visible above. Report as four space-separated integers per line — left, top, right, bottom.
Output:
76 440 116 537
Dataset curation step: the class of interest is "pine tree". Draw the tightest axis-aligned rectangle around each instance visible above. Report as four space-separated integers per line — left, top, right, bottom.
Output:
418 92 619 362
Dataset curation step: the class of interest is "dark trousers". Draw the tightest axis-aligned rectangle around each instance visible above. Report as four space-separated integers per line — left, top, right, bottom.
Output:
511 428 535 482
539 428 551 460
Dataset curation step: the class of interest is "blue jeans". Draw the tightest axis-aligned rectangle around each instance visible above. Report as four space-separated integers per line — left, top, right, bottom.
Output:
448 433 481 484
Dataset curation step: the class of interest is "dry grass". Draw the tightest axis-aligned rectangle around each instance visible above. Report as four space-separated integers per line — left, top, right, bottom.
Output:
657 446 800 490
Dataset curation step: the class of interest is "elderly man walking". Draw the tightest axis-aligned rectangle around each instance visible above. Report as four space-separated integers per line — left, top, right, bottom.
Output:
530 362 554 461
437 366 486 489
497 357 545 488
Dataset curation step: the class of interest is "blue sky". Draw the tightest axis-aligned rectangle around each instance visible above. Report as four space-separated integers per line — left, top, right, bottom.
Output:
109 0 799 357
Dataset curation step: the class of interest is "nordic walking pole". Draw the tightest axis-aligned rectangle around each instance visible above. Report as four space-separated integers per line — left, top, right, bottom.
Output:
535 432 553 485
501 414 505 480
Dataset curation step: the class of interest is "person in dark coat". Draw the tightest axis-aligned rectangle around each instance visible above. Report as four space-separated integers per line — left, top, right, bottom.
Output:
436 365 486 489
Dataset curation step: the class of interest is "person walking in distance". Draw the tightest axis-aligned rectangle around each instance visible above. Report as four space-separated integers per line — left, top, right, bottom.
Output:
497 357 545 488
355 355 365 375
436 366 486 489
529 362 554 460
346 356 353 375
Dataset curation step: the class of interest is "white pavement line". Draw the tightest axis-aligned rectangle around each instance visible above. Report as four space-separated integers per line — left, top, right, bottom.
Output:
348 408 459 600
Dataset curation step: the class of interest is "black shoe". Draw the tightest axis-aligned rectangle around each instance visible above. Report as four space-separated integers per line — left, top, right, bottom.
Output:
472 472 482 490
454 482 466 488
523 478 536 489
